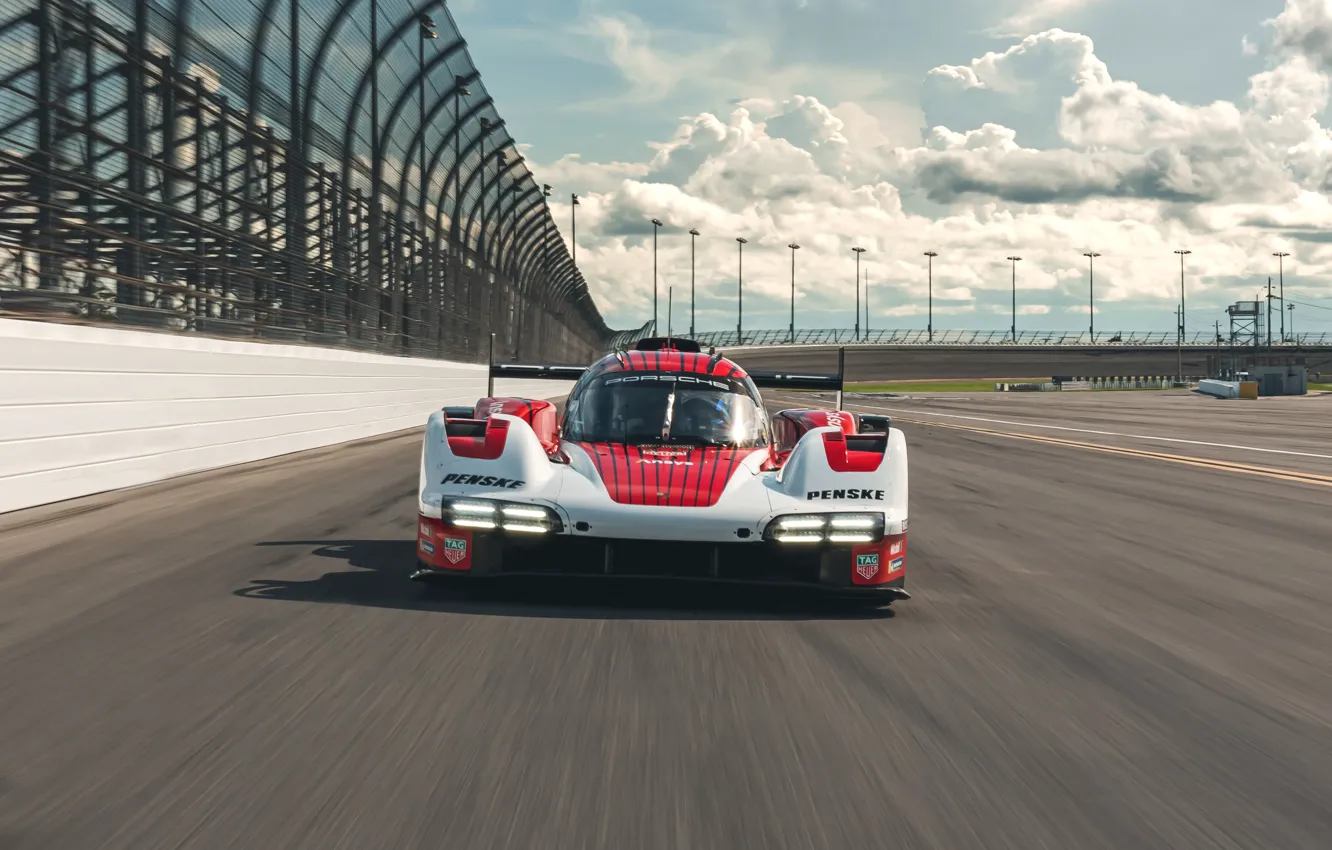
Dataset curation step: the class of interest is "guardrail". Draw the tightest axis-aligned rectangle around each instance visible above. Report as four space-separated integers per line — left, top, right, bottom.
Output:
1055 375 1195 389
680 329 1332 348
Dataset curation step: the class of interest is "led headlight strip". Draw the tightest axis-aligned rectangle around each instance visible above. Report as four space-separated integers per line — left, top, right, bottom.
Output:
764 512 885 544
443 499 563 533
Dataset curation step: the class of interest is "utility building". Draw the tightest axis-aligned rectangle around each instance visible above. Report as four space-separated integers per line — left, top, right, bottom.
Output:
1243 356 1307 396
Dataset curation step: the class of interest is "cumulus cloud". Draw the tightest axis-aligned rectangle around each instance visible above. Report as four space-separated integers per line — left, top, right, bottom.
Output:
570 11 901 113
1265 0 1332 70
534 1 1332 332
988 0 1103 38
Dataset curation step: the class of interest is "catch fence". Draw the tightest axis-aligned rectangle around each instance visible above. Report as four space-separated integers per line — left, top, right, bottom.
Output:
685 328 1332 348
0 0 612 363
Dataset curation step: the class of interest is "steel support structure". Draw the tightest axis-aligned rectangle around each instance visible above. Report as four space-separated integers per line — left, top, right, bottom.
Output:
0 0 613 364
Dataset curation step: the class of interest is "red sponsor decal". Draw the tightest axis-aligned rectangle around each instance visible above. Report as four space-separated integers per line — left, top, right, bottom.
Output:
850 534 906 586
639 445 690 458
443 537 467 564
417 516 473 571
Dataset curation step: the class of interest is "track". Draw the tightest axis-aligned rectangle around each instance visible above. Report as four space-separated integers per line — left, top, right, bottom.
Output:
1 394 1331 848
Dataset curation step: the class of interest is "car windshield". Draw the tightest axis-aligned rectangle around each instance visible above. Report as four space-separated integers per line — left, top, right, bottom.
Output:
565 373 768 447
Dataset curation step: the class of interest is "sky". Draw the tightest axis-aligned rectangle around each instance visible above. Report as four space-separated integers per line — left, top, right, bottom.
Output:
450 0 1332 337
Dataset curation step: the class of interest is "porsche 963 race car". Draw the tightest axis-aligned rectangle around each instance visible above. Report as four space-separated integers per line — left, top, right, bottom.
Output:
412 337 909 603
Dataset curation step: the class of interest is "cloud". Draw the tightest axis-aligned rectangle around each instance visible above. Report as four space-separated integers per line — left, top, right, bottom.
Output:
1265 0 1332 70
987 0 1103 39
529 3 1332 331
533 153 652 196
929 28 1103 95
567 10 912 122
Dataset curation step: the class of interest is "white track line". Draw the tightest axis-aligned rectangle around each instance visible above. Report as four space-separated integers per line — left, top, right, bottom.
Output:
841 402 1332 462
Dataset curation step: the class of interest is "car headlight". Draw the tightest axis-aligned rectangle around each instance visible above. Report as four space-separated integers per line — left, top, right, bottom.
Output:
763 513 885 544
442 498 563 534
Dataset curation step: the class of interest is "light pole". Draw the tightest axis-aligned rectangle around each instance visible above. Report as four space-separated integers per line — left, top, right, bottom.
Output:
1289 303 1296 344
864 266 870 338
1274 251 1289 341
1176 305 1183 380
667 286 673 340
1007 256 1022 342
788 242 800 343
1174 249 1191 341
1266 277 1274 349
1084 251 1100 341
924 251 937 342
571 193 579 269
689 228 699 336
852 247 865 340
736 237 747 343
651 218 662 333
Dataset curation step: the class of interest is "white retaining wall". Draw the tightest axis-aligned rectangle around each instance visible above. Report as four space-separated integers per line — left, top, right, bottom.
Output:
1197 379 1240 399
0 318 574 515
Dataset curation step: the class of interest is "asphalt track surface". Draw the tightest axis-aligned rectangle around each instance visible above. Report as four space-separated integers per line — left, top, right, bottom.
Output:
3 391 1332 848
729 344 1332 381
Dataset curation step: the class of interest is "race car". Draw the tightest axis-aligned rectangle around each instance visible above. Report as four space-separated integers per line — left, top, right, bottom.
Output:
412 336 909 603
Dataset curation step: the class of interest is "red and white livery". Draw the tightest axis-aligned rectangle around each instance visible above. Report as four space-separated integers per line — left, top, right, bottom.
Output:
412 337 909 604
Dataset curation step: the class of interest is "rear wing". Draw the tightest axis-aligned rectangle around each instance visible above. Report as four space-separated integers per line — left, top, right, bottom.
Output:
747 371 842 390
741 347 847 408
485 334 588 396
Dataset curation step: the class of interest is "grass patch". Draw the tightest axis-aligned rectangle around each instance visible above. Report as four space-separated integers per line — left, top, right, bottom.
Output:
1310 383 1332 392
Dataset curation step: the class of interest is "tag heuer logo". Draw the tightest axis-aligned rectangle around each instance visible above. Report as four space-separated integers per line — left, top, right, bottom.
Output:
855 553 880 580
443 537 467 564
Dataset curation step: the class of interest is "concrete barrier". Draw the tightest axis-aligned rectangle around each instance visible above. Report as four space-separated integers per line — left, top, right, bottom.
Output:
0 319 573 514
994 382 1056 392
1197 380 1240 399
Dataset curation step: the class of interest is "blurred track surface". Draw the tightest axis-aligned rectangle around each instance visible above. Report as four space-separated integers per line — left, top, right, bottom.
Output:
1 393 1331 849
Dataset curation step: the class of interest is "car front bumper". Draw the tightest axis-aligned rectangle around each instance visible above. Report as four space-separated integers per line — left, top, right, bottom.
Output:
411 514 909 599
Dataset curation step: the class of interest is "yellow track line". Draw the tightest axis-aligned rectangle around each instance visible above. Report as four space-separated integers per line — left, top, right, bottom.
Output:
892 416 1332 488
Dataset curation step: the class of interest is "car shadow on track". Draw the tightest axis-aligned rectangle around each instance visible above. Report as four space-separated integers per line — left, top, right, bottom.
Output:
235 539 896 622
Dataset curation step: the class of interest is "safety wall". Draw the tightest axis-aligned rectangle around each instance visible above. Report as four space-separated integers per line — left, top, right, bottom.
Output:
1198 380 1241 399
0 319 573 514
